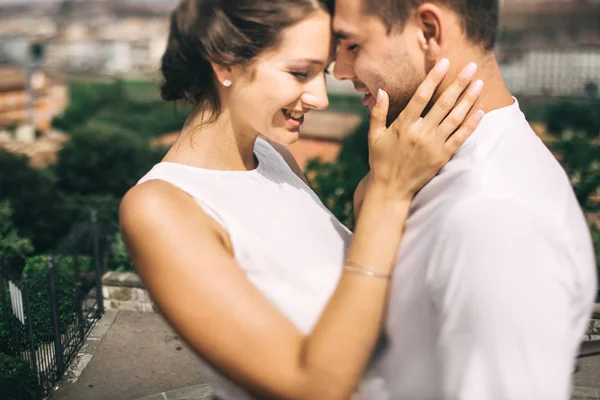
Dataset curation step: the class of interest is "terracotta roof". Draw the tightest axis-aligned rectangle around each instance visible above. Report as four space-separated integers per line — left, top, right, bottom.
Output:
0 131 68 168
0 67 26 91
0 66 65 93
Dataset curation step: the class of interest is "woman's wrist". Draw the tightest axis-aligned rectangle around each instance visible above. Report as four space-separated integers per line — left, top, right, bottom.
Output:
362 180 413 218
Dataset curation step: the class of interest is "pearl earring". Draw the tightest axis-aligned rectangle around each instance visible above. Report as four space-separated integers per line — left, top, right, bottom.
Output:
223 79 232 87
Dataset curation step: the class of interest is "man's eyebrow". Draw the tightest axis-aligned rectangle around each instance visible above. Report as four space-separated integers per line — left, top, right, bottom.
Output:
334 29 353 40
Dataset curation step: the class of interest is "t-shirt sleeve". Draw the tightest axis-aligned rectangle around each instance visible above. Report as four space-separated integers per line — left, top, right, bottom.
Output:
426 197 580 400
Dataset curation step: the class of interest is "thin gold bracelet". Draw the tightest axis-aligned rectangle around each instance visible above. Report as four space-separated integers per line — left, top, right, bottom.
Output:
343 260 391 279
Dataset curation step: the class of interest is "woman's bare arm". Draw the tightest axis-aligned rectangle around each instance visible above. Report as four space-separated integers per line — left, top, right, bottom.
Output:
353 173 369 223
120 179 408 400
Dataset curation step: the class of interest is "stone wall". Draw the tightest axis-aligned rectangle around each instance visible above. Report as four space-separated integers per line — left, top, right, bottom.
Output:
102 271 156 312
586 305 600 341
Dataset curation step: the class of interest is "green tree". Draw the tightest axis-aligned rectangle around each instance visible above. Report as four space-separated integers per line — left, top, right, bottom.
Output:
550 134 600 210
54 127 166 199
53 80 190 138
52 80 128 132
110 231 134 272
0 150 72 253
545 100 600 139
0 353 38 400
0 201 34 275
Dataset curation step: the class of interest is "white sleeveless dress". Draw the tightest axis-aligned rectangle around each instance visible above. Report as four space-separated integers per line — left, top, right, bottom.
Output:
138 138 352 399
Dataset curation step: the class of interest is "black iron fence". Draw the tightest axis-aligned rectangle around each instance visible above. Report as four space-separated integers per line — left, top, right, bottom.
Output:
0 211 115 399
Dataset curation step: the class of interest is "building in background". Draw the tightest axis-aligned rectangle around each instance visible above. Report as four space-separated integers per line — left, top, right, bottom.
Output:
0 0 171 78
1 0 597 94
0 66 68 135
497 0 600 97
0 66 69 167
0 0 598 169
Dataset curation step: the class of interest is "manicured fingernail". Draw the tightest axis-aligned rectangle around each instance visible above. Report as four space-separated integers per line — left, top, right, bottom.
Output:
376 89 383 104
473 110 485 122
470 80 484 95
462 63 478 79
436 58 450 73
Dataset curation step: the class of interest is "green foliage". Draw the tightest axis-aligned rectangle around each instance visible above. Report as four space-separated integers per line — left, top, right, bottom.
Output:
0 201 34 273
0 150 73 253
17 255 93 345
1 79 174 254
545 100 600 138
0 254 94 358
54 127 166 199
110 231 134 272
544 100 600 212
306 118 370 229
52 81 123 132
0 319 16 355
549 134 600 210
0 353 38 400
327 94 369 117
584 81 599 99
52 80 189 138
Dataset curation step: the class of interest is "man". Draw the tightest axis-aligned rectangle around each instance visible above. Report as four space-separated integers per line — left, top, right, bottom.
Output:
333 0 598 398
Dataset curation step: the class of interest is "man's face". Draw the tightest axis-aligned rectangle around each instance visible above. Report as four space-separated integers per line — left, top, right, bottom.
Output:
333 0 427 124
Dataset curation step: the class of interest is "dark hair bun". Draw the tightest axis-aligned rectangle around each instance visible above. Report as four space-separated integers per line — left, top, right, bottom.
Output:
160 0 216 104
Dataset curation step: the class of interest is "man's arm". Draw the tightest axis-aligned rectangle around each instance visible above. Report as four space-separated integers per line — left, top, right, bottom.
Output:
427 197 584 400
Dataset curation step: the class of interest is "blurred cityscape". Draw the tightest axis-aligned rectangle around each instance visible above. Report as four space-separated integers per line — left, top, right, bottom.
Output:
0 1 599 399
0 0 599 163
0 0 599 166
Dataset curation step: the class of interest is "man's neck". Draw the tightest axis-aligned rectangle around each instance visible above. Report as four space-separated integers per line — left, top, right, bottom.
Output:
437 51 514 116
469 53 514 114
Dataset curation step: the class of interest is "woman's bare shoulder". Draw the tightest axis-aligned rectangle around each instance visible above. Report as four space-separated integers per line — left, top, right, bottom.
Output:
119 180 222 243
120 180 191 222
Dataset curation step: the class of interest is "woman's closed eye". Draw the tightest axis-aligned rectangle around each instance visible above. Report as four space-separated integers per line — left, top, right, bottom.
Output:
289 70 329 81
290 71 310 80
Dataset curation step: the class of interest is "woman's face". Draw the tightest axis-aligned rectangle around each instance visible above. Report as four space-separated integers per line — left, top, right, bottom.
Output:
226 9 333 145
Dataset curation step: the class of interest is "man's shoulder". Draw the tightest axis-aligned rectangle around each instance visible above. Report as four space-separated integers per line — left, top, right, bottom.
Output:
436 194 548 243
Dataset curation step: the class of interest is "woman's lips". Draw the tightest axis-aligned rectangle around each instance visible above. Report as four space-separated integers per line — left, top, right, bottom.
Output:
282 109 304 127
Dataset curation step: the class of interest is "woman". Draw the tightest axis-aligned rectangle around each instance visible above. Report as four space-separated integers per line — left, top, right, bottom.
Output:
119 0 484 399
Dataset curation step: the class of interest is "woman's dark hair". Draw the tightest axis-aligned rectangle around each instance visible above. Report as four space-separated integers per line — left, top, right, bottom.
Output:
160 0 334 119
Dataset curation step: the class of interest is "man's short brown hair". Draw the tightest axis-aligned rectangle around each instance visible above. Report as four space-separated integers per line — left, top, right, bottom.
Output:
362 0 499 51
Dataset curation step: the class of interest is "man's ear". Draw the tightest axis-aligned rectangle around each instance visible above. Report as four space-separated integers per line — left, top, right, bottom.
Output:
415 3 444 61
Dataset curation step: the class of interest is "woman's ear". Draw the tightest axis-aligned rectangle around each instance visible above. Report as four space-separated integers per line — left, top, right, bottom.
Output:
211 62 233 87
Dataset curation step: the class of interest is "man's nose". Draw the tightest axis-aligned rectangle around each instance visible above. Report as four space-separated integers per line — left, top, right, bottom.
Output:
333 49 356 81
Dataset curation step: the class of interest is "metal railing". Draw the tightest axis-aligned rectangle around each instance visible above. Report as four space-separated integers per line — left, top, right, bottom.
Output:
0 211 114 399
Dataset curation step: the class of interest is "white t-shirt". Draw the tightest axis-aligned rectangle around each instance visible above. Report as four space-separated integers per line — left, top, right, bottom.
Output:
360 99 597 400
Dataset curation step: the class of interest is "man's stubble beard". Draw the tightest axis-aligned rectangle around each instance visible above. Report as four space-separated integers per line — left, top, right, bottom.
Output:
382 56 425 127
385 76 422 127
